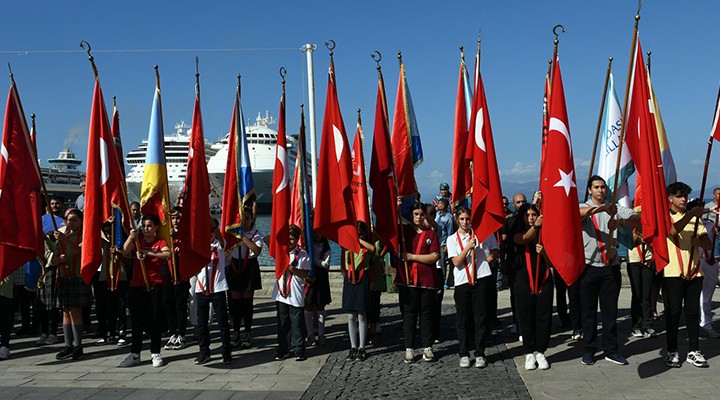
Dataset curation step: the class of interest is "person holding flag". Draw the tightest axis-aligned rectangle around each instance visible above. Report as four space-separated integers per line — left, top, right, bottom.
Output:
579 176 639 366
396 200 440 364
447 207 498 369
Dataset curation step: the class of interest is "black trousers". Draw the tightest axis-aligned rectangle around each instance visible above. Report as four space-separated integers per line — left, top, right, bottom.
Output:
553 269 570 325
129 286 164 354
0 295 12 347
580 265 621 354
454 279 488 357
104 282 128 337
664 277 702 353
367 291 382 324
197 291 230 357
486 260 499 324
515 269 554 354
433 269 444 341
568 279 582 331
276 301 305 355
627 262 655 332
91 273 107 335
399 285 436 348
163 281 190 336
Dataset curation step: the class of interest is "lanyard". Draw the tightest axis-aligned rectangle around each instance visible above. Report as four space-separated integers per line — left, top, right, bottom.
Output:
525 242 548 294
591 214 609 265
278 248 297 298
409 230 429 285
346 249 367 285
456 230 476 285
197 246 219 295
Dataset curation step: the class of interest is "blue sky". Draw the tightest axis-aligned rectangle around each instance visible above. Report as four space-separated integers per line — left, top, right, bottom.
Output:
2 0 720 201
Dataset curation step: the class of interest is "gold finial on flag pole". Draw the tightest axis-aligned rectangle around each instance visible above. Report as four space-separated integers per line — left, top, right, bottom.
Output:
371 51 382 71
79 40 98 80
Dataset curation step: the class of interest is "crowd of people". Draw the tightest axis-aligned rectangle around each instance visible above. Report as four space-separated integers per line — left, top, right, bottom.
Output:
1 176 719 373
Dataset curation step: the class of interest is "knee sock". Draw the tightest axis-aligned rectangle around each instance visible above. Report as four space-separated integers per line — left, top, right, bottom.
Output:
242 298 254 332
63 323 73 347
72 324 83 347
347 312 359 349
304 310 315 341
358 312 368 349
318 310 326 339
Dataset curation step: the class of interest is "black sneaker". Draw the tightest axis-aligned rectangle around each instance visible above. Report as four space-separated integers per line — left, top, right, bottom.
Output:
222 353 233 365
294 352 307 361
604 353 628 365
346 348 357 361
71 346 84 360
194 353 211 365
581 353 595 366
274 352 288 361
357 348 367 361
665 352 681 368
56 346 74 360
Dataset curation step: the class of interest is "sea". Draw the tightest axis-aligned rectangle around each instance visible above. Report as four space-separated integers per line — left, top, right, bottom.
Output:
253 214 341 267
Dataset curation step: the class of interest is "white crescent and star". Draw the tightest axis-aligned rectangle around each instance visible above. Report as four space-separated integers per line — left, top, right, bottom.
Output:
553 168 576 196
275 146 287 193
474 108 486 152
548 117 576 197
332 125 344 162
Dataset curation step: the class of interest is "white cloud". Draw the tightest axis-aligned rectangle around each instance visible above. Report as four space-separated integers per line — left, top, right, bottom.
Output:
428 169 446 182
500 161 538 180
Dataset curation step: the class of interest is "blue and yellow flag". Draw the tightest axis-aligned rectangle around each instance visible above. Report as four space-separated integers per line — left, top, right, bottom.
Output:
140 86 172 251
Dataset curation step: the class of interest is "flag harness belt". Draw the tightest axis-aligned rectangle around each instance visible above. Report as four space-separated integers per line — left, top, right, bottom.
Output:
197 246 219 296
455 231 476 286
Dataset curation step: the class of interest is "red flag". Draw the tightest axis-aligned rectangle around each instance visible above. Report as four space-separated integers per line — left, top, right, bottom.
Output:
468 71 505 242
178 91 212 281
709 85 720 142
270 87 290 280
451 57 472 209
220 91 245 252
351 115 370 226
624 38 672 272
289 154 302 228
81 80 129 284
539 56 585 285
111 100 126 178
369 70 399 253
313 60 360 253
0 82 43 280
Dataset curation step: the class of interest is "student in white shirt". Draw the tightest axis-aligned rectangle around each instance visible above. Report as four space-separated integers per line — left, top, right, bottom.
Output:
447 207 499 369
272 224 311 361
193 218 231 365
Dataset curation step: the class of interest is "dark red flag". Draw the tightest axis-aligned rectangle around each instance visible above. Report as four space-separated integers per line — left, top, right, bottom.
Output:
313 60 360 253
0 82 43 280
369 70 399 252
539 56 585 285
451 57 472 210
178 91 212 281
624 38 672 272
270 86 290 280
351 115 370 227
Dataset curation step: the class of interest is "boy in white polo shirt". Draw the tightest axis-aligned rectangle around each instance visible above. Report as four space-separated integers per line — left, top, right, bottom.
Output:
272 225 311 361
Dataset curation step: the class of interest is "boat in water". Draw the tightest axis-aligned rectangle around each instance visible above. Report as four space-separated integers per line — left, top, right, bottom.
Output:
41 148 86 204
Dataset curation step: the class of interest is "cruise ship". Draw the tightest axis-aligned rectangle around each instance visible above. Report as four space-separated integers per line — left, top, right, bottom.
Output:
207 111 304 213
125 121 218 204
41 148 86 204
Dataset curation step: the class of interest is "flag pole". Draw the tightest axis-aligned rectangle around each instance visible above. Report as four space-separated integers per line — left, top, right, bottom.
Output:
357 108 373 231
301 43 318 206
584 57 614 203
396 50 413 284
30 112 48 289
684 85 720 278
608 2 642 252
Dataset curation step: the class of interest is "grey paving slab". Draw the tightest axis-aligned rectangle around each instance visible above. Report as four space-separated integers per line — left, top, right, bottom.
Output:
190 390 235 400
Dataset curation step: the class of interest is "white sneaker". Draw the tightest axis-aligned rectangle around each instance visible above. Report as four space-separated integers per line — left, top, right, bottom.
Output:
151 353 164 367
119 353 141 367
525 353 537 370
45 334 59 345
475 356 488 368
459 356 471 368
536 353 550 370
36 334 48 345
164 335 177 351
404 348 414 364
0 346 9 360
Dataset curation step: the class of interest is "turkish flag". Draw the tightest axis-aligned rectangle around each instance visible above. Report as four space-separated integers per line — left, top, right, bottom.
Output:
178 94 212 281
313 61 360 253
539 56 585 285
369 71 399 252
0 83 43 280
468 72 505 242
270 89 290 280
624 38 672 272
351 117 370 226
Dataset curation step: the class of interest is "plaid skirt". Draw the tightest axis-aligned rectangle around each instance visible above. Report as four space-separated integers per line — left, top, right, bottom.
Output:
37 267 58 310
57 276 90 308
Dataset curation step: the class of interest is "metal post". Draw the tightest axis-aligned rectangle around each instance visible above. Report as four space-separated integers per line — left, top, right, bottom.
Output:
301 43 318 206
